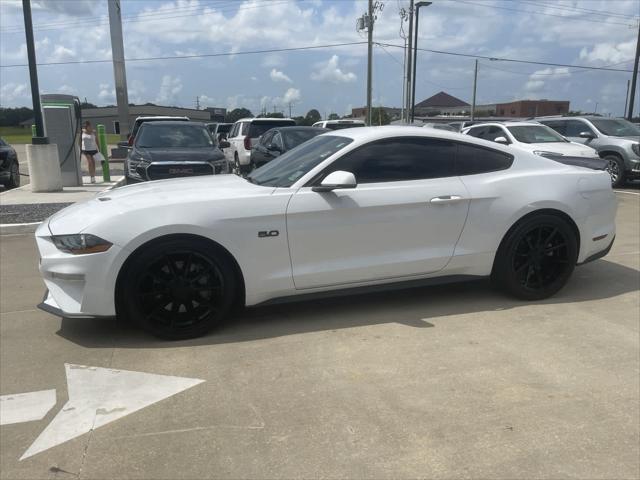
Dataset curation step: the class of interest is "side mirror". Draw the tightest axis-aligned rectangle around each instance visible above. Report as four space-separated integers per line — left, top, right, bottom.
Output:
267 143 281 152
579 131 595 139
312 170 357 193
494 136 509 145
219 140 230 149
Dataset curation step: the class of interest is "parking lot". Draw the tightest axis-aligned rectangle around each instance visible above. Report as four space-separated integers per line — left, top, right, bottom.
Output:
0 187 638 479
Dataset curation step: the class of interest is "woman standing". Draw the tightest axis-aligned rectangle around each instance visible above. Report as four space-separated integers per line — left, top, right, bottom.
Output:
81 121 98 183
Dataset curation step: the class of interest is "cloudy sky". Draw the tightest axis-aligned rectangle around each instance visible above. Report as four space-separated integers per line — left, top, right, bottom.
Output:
0 0 638 117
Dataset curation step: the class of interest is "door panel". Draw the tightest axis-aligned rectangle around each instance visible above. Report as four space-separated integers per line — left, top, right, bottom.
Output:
286 178 470 289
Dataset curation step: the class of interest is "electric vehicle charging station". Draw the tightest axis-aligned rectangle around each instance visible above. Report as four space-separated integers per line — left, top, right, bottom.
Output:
41 94 83 187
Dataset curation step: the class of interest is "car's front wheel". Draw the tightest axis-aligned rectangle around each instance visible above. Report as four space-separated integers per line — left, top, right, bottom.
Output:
604 154 625 188
119 238 238 339
492 214 578 301
3 161 20 189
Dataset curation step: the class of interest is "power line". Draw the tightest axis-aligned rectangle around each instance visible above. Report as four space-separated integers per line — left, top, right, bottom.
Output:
478 58 635 76
375 42 635 73
453 0 635 27
0 0 289 34
0 41 368 68
527 0 639 20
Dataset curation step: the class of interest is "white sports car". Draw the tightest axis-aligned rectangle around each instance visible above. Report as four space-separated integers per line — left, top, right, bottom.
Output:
36 127 617 339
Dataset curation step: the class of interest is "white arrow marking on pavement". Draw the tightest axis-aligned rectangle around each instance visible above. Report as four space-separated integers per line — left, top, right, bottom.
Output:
0 390 56 426
20 364 204 460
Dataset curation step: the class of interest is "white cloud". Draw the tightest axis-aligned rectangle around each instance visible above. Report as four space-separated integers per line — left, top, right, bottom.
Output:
282 87 301 104
98 83 116 104
155 75 183 105
0 83 29 104
32 0 98 16
524 67 571 94
270 68 292 83
50 44 76 62
261 54 285 68
310 55 357 84
57 84 76 95
579 40 635 65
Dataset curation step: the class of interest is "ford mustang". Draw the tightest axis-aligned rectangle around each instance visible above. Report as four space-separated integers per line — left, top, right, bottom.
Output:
35 127 617 339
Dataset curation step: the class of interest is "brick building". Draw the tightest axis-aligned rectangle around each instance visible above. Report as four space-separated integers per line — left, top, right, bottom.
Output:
495 100 569 118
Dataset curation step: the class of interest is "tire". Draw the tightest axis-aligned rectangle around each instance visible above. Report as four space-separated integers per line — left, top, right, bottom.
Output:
5 161 20 189
604 154 625 188
119 237 238 340
233 153 242 176
492 214 578 301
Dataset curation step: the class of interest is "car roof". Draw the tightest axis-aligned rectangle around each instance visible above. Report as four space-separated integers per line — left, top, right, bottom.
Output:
142 120 206 127
273 126 329 132
135 116 189 121
464 121 543 128
319 120 366 124
235 117 295 123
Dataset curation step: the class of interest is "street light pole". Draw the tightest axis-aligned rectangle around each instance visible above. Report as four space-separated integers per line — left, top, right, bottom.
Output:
22 0 47 144
627 22 639 120
471 59 478 121
405 0 414 123
410 1 431 123
366 0 374 126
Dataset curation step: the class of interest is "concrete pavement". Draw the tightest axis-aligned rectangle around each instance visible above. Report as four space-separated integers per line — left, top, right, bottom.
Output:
0 191 638 479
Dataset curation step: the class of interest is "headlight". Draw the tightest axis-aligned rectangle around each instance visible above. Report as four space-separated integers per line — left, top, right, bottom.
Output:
51 234 112 255
533 150 561 158
632 143 640 156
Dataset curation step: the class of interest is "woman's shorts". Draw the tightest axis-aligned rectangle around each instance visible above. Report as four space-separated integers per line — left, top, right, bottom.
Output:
82 150 98 155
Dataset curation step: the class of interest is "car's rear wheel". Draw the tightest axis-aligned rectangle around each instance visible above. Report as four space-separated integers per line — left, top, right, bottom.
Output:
120 238 237 339
604 154 625 188
492 214 578 300
233 153 242 176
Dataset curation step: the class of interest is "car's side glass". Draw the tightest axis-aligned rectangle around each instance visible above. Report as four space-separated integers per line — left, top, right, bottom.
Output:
318 137 456 184
466 126 486 138
542 121 566 135
482 126 504 142
273 133 284 150
565 120 594 137
261 131 274 146
230 123 238 138
241 122 249 136
455 143 513 176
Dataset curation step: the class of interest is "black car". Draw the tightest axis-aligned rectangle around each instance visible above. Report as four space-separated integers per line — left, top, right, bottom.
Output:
250 126 328 170
125 121 229 184
0 137 20 189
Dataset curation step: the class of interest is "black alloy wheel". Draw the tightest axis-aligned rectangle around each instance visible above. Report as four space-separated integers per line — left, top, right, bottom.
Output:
6 161 19 189
121 239 237 339
493 214 577 300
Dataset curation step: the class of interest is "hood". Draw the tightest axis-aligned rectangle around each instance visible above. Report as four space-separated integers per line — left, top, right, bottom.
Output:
528 142 598 157
46 175 273 235
137 147 224 163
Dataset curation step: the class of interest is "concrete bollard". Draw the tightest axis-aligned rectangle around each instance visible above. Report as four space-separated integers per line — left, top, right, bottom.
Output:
26 143 63 192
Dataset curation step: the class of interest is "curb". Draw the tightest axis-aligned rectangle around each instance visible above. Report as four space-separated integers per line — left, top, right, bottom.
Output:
0 222 41 235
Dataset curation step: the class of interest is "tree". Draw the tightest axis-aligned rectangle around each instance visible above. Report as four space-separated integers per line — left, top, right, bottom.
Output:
303 109 321 126
371 107 391 125
293 115 305 126
0 107 34 127
226 108 253 123
81 101 98 109
328 113 339 120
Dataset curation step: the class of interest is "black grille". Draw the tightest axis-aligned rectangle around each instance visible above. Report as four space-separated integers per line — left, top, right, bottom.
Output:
146 163 213 180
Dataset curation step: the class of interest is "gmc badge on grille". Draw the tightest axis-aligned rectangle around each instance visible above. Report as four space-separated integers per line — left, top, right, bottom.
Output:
258 230 279 238
169 168 194 174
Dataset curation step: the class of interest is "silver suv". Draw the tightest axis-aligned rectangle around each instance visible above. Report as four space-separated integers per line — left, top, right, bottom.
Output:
538 116 640 187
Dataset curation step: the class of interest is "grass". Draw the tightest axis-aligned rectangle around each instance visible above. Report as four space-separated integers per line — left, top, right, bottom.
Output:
0 127 121 145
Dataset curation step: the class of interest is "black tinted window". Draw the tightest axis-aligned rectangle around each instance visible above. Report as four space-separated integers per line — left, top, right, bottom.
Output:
481 126 507 142
321 137 456 184
541 121 566 135
456 144 513 175
466 126 486 138
248 121 296 138
260 131 274 146
565 120 594 137
136 124 213 148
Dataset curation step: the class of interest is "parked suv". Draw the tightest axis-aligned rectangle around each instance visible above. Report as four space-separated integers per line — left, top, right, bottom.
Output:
225 117 296 174
538 116 640 187
127 116 190 146
312 119 365 130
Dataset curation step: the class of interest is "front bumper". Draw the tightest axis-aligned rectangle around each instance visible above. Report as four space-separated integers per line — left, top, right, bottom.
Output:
35 222 124 317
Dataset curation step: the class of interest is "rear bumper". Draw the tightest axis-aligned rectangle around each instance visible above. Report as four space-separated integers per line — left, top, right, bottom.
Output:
578 235 615 265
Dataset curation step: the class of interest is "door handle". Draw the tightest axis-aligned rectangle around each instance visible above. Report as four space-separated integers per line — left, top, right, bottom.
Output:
430 195 464 204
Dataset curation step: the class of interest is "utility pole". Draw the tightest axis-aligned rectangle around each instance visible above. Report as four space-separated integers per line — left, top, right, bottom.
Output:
410 1 432 122
405 0 414 123
627 22 639 120
470 59 478 121
108 0 130 141
195 96 200 110
624 79 630 117
22 0 46 143
366 0 374 126
288 102 292 118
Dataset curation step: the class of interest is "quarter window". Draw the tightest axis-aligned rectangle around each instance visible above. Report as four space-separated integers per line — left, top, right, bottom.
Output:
320 137 456 184
456 144 513 175
240 122 249 136
273 133 284 150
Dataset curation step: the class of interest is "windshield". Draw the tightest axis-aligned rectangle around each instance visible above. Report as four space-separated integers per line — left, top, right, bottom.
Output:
247 135 353 187
325 123 365 131
137 124 214 148
507 125 567 144
248 121 296 138
283 129 325 149
590 118 640 137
